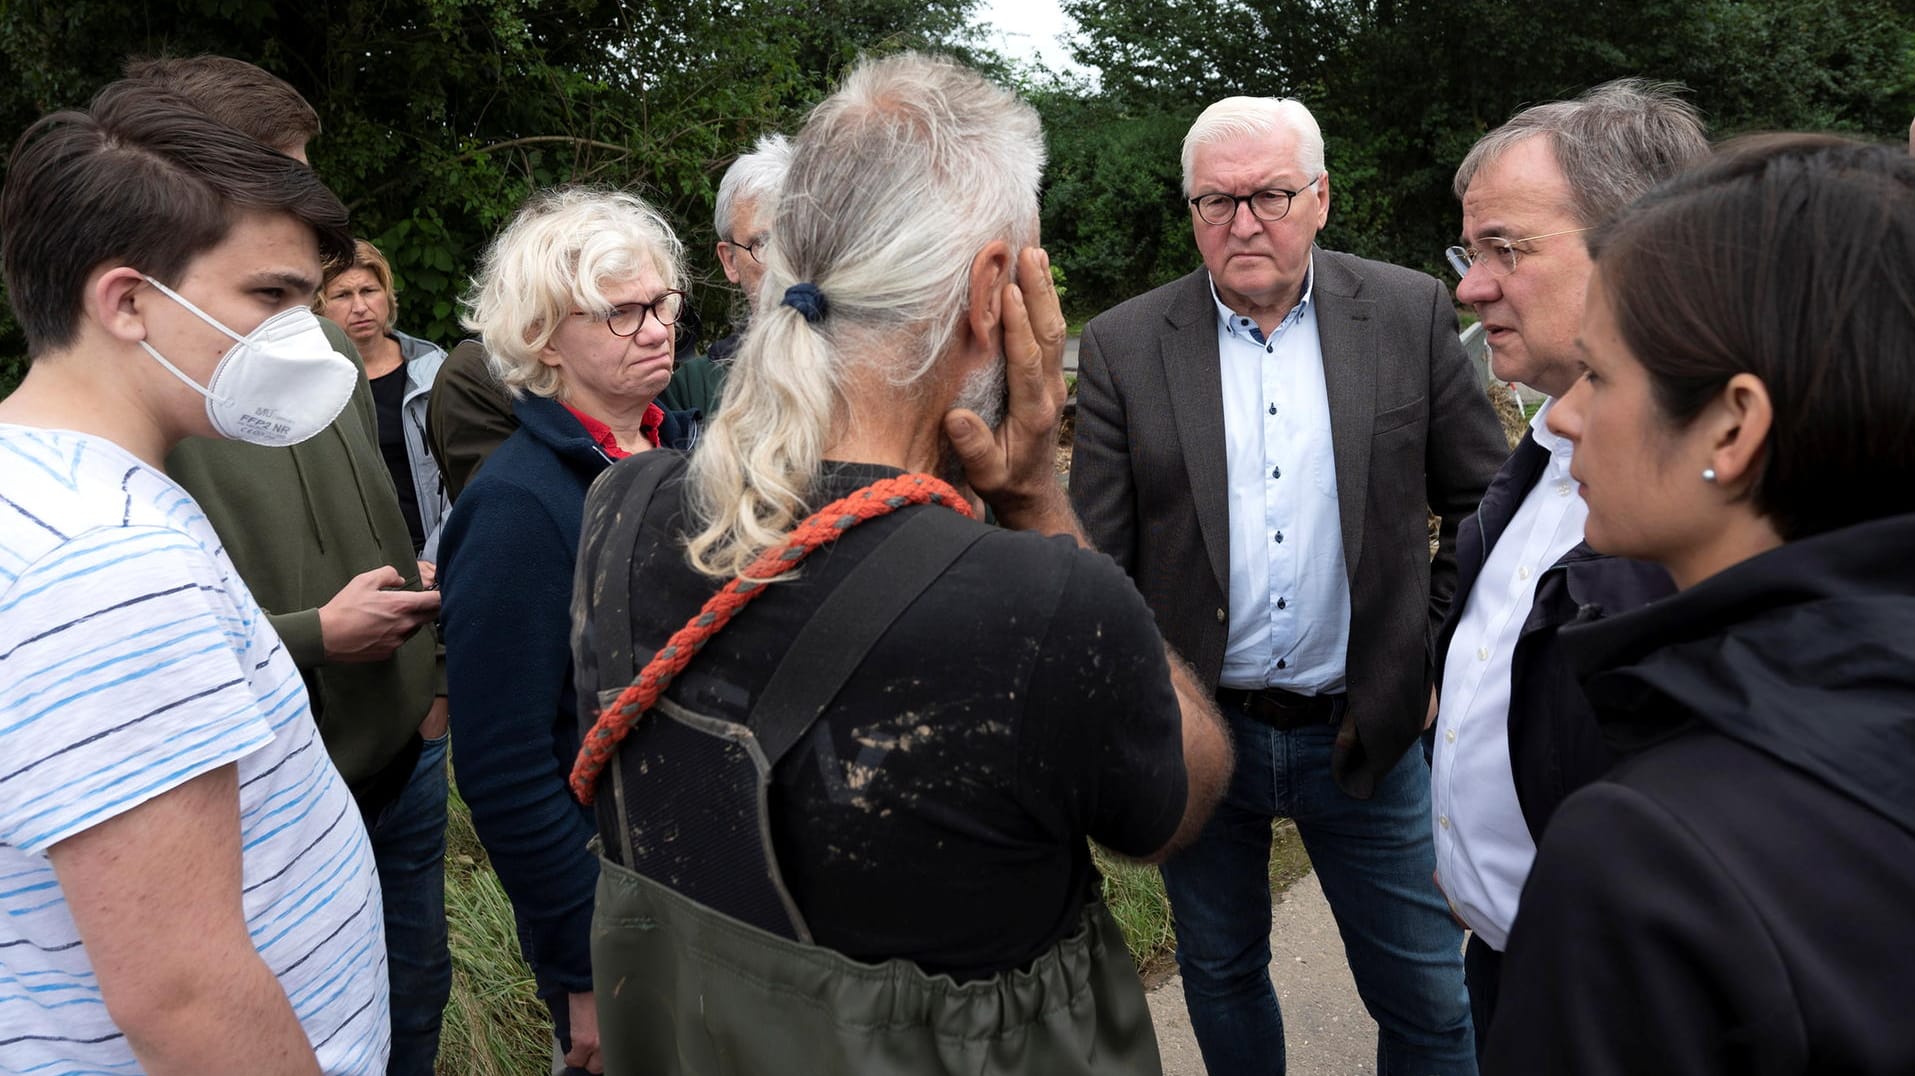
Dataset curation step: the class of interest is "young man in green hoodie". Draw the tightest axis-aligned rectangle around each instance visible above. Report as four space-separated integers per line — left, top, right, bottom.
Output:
123 56 452 1076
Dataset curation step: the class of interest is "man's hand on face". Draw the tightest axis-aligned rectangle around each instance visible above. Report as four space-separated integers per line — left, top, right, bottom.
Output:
944 246 1078 536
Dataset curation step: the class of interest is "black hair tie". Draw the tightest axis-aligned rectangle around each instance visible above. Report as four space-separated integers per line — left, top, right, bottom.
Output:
781 282 829 323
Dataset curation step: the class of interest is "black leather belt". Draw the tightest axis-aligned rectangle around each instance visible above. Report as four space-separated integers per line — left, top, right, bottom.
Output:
1215 686 1347 730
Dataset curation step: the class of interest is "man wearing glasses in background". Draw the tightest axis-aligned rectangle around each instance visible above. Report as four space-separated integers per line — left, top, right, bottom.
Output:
1071 95 1505 1075
661 132 794 416
1432 81 1706 1053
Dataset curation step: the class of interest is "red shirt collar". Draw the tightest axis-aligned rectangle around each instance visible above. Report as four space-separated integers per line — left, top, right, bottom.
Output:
561 401 664 459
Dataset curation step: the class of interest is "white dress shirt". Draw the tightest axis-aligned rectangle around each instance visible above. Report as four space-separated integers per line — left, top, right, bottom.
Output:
1431 399 1589 950
1213 265 1352 695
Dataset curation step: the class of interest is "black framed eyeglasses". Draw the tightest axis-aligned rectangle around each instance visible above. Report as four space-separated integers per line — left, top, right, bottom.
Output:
1189 175 1323 226
1445 228 1592 278
571 290 686 337
723 235 767 264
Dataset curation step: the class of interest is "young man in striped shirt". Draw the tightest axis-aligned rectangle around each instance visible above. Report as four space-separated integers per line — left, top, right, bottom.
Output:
0 87 389 1073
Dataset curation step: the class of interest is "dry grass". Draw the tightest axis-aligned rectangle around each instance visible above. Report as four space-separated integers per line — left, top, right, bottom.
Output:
438 781 551 1075
1489 381 1527 448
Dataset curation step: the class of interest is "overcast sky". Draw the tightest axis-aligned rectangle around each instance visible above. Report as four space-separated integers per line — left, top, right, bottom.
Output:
976 0 1088 77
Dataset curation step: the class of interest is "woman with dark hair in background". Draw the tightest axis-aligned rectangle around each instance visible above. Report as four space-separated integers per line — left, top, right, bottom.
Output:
1483 134 1915 1074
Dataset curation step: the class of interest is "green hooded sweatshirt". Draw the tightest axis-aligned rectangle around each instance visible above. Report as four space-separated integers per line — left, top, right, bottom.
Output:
165 320 437 791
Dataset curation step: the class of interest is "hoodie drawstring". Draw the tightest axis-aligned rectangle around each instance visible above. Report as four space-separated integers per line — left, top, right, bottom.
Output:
289 441 325 556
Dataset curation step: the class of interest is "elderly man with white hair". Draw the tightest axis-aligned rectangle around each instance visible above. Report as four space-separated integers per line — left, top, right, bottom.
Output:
1071 95 1506 1074
658 132 794 414
567 51 1231 1075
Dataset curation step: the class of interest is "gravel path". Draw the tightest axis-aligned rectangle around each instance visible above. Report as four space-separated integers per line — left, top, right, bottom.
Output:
1147 871 1379 1076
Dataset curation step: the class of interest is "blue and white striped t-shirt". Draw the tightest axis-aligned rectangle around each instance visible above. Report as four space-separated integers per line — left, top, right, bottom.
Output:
0 426 389 1074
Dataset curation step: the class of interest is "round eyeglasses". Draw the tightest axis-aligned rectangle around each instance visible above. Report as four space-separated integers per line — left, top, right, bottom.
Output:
1445 228 1592 278
724 235 767 265
570 290 686 337
1189 175 1323 226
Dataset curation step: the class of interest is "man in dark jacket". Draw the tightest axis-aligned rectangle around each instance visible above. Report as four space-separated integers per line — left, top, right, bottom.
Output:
1071 94 1507 1075
120 55 453 1076
1430 80 1705 1048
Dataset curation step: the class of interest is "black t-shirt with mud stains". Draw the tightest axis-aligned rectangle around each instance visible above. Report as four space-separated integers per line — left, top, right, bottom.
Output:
583 460 1187 982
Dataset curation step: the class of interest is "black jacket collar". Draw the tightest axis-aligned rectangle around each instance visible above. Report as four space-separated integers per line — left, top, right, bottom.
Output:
1566 513 1915 838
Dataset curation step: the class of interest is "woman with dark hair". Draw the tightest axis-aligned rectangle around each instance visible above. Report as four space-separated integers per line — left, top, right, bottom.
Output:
1483 135 1915 1074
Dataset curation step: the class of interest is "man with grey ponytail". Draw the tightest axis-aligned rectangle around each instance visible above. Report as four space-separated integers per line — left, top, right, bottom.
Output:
569 51 1230 1074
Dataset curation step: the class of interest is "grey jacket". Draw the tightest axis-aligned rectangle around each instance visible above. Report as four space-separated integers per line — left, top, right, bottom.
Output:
1070 252 1508 797
392 330 452 560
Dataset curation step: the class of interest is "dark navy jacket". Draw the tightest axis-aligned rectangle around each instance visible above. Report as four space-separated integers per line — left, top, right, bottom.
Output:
1433 431 1674 843
438 394 696 999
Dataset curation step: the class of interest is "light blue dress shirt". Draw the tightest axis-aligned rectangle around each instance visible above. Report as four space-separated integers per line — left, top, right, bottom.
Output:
1213 264 1352 694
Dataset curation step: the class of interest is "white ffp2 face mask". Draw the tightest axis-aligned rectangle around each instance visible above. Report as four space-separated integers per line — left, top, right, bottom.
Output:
139 275 358 447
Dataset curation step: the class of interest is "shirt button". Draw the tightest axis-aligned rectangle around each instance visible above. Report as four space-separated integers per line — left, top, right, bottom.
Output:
1268 403 1277 415
1556 482 1571 497
1518 565 1532 581
1438 815 1451 830
1274 531 1284 544
1276 659 1287 670
1215 607 1226 624
1277 597 1287 610
1445 728 1457 743
1476 646 1490 661
1271 465 1282 480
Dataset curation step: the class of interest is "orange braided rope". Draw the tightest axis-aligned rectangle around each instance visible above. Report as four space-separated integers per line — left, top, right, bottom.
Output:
570 472 973 804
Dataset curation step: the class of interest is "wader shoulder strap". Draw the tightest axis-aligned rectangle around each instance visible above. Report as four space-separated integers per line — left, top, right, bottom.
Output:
747 509 986 768
579 450 687 682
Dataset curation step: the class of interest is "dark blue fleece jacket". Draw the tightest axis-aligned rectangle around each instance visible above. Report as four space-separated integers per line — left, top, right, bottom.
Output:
438 394 695 999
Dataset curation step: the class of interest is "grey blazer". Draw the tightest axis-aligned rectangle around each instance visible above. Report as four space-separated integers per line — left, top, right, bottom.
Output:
1070 251 1508 797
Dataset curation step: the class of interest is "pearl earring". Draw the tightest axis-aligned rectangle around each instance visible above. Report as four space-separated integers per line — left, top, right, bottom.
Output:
1702 468 1717 483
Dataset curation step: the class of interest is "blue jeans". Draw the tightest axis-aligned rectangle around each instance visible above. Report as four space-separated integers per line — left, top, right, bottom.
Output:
1160 708 1474 1075
369 732 453 1076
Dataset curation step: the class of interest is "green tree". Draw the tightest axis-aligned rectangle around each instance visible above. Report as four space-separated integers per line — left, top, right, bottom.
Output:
0 0 992 390
1035 92 1198 321
1045 0 1915 315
